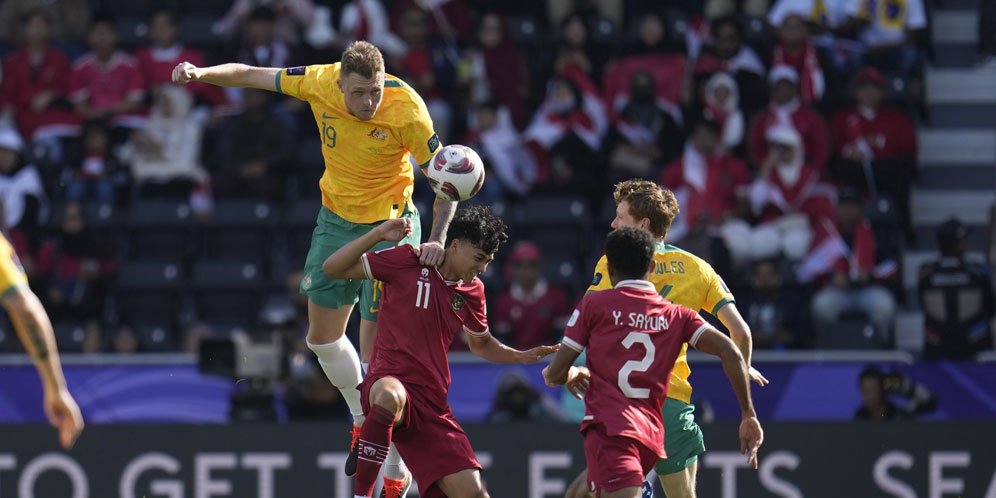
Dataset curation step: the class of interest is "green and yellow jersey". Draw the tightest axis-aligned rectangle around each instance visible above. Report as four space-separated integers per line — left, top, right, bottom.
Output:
0 233 27 299
276 63 438 224
588 242 734 403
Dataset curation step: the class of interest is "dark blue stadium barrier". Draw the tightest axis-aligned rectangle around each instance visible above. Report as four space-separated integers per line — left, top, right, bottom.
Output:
0 354 994 424
0 422 994 497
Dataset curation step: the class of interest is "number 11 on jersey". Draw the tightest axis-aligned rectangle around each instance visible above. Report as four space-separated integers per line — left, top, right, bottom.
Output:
416 281 431 309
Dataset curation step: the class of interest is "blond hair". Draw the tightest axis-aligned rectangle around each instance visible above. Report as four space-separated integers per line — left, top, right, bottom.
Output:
612 180 680 239
340 41 385 79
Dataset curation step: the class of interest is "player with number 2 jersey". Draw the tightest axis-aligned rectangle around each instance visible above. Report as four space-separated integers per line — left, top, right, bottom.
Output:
545 228 763 498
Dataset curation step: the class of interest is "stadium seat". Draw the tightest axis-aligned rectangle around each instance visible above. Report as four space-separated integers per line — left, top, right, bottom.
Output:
125 201 195 259
191 260 264 329
178 0 231 16
98 0 178 16
513 196 593 264
179 16 224 48
136 323 177 352
196 200 275 260
116 17 150 47
588 16 618 45
814 313 890 349
269 252 301 291
53 322 88 353
505 15 545 46
113 259 186 328
542 255 583 295
281 200 322 256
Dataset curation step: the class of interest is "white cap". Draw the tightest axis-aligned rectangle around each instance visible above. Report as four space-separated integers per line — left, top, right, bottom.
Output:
768 64 799 85
766 124 802 148
0 127 23 153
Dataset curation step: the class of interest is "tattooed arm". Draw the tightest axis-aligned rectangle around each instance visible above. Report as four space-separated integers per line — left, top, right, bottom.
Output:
2 287 84 448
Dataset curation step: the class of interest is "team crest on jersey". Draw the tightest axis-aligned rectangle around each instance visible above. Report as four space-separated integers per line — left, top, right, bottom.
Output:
567 309 580 327
591 273 602 286
427 134 440 153
285 66 306 76
368 127 388 141
451 293 465 311
301 273 312 290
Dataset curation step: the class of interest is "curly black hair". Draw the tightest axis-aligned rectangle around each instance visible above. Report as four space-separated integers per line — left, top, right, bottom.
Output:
445 205 509 255
605 227 655 281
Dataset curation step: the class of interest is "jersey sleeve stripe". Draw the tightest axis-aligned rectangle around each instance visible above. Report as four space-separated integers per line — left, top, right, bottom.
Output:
710 297 735 316
360 254 373 280
562 337 585 352
688 323 710 348
463 326 490 337
274 70 283 94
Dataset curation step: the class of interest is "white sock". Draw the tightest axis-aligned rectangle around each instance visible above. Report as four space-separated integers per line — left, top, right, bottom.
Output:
645 468 658 482
308 338 365 425
383 444 407 480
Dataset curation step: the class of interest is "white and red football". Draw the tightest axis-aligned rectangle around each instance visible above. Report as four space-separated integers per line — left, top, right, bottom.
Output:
425 144 486 201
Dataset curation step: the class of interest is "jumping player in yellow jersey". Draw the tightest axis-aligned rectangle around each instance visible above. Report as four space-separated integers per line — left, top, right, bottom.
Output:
0 233 84 449
565 180 769 498
172 41 451 497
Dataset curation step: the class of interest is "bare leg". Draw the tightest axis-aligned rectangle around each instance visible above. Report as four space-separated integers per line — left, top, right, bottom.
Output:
659 460 697 498
435 468 490 498
566 469 595 498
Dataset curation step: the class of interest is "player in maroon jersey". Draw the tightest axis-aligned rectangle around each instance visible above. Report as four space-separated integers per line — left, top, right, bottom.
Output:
543 227 763 498
323 205 559 498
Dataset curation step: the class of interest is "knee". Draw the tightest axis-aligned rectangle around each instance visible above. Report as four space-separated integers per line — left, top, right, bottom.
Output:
863 288 896 318
811 289 844 321
371 381 406 416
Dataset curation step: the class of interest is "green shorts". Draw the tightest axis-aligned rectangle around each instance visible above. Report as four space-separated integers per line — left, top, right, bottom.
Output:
299 205 421 320
655 398 706 475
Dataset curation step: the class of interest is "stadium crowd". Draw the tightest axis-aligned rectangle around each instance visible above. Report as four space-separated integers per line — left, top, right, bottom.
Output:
0 0 991 372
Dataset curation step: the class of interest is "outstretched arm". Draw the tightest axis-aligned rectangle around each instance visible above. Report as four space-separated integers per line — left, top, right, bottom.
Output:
323 218 413 280
418 188 458 267
3 288 84 449
693 326 764 468
465 331 558 364
172 62 280 92
716 303 768 386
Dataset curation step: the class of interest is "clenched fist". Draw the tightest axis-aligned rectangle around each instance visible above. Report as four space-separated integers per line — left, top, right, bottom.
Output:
172 62 200 84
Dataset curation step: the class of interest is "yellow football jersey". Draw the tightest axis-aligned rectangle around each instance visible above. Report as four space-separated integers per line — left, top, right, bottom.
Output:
588 242 734 403
276 63 438 224
0 233 27 299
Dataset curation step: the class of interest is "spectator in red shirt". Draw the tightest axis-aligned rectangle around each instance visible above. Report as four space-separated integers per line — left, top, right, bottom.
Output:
660 116 751 268
493 242 570 351
748 65 830 172
69 12 147 135
807 189 896 343
1 9 81 143
134 10 228 109
830 67 917 239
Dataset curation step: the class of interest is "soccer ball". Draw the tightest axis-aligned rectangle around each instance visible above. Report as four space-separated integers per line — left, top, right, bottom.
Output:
425 144 486 201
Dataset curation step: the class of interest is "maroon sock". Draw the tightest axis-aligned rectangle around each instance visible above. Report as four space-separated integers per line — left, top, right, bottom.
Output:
354 404 396 497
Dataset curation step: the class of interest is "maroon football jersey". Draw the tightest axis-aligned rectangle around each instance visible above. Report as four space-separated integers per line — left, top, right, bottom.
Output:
563 280 708 456
362 245 489 404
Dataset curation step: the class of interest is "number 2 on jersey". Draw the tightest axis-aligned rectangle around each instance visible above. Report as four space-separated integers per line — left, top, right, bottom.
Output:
415 281 431 309
618 332 655 398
